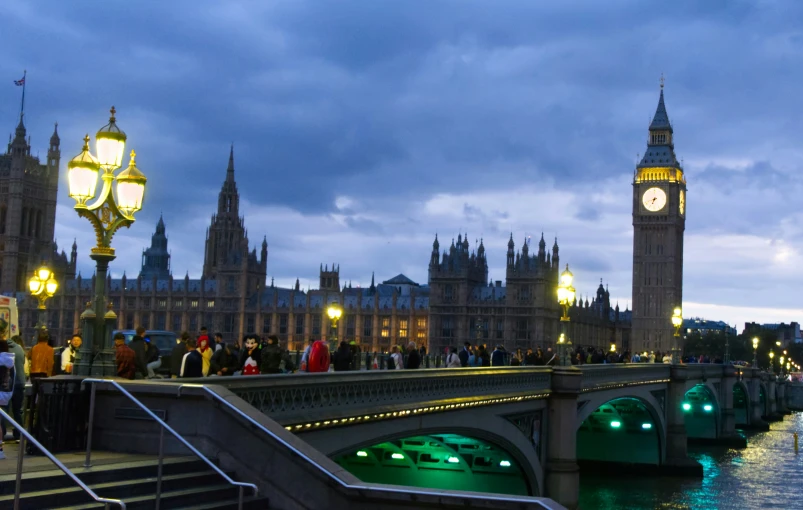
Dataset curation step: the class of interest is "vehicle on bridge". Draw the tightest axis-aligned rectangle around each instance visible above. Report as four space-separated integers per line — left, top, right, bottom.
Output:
113 329 178 376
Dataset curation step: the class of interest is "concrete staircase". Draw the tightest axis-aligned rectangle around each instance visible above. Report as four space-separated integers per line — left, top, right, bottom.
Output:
0 456 268 509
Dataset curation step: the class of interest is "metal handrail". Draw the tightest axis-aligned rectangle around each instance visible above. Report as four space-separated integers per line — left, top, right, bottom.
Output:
177 383 555 509
83 379 257 510
0 407 126 510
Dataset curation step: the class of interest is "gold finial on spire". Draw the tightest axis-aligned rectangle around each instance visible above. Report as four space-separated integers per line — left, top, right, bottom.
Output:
129 149 136 163
82 134 91 149
109 106 117 121
660 73 665 89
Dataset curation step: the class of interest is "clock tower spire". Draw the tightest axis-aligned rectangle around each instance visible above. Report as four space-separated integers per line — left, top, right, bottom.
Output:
631 79 687 354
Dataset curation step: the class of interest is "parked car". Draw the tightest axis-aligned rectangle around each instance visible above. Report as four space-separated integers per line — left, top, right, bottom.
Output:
113 329 179 376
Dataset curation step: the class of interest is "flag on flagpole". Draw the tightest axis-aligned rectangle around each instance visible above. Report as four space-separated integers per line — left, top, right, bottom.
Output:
14 77 25 86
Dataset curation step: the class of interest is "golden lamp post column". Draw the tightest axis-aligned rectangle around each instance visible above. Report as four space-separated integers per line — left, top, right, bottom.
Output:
556 264 575 367
671 307 683 364
67 107 147 376
28 266 58 332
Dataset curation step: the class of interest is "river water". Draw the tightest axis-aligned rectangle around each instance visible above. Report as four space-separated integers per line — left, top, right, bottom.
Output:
578 412 803 509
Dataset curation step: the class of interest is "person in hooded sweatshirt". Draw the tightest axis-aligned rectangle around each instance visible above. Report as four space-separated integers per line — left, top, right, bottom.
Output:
0 336 16 459
332 342 352 372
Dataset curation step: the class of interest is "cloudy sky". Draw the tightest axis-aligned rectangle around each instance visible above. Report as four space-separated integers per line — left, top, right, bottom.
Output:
2 0 802 330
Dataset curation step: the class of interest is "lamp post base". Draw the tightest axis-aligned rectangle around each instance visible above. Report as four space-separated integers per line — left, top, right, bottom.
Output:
74 250 117 377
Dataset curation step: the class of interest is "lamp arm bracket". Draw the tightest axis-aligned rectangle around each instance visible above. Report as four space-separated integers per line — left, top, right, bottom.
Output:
76 176 134 250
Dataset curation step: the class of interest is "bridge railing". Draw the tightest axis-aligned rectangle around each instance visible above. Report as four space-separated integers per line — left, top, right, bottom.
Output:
178 366 553 424
579 363 671 391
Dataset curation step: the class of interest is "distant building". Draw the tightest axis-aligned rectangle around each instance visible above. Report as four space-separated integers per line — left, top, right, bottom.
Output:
744 322 801 346
683 318 736 337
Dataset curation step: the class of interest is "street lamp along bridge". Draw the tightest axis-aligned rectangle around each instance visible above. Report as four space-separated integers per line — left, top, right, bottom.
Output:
67 107 148 376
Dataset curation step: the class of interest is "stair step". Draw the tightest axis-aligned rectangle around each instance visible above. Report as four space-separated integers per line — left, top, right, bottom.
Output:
173 496 270 510
55 496 269 510
49 485 247 510
0 470 226 508
0 457 208 496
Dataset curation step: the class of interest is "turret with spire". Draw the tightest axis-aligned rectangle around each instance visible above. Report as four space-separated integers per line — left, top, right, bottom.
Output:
139 215 171 280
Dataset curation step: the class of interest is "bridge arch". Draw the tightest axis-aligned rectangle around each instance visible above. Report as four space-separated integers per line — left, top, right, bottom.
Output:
733 381 751 427
333 433 532 496
576 393 665 466
682 383 719 438
301 409 545 496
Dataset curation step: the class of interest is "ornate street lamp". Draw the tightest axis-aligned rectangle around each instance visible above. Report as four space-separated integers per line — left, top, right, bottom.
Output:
769 350 774 373
556 264 575 366
327 303 343 348
67 107 147 376
28 266 58 331
609 342 616 353
780 356 785 375
752 337 759 368
671 307 683 364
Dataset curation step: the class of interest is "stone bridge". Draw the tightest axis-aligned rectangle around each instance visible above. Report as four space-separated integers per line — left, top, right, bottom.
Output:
189 364 789 509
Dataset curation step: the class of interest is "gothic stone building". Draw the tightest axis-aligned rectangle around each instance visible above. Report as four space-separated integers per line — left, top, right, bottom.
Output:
426 233 631 355
630 85 687 354
0 115 74 295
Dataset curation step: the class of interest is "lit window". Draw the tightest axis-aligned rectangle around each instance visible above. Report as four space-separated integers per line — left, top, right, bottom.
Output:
207 300 215 308
381 317 390 338
190 300 199 308
398 319 408 339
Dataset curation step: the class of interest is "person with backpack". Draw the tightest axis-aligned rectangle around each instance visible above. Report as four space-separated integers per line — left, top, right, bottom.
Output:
145 337 161 378
389 345 403 370
445 347 461 368
0 335 16 459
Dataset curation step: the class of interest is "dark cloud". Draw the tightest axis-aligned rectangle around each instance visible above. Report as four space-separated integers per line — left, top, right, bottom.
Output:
2 0 803 326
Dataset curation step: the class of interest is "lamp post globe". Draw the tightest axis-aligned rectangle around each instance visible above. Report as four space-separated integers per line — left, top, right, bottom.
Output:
752 337 759 368
670 307 683 364
68 107 147 376
769 350 775 373
327 304 343 347
28 266 58 331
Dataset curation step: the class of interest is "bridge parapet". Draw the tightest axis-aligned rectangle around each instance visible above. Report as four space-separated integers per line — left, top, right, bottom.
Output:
579 364 670 392
187 367 553 425
683 363 725 380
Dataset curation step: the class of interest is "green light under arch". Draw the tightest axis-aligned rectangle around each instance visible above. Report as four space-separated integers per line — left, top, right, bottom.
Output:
577 397 660 466
333 433 531 496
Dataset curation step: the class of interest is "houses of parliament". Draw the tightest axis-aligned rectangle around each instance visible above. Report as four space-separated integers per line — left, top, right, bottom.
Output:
3 85 687 354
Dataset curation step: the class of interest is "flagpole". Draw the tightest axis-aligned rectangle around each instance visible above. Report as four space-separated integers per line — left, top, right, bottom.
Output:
19 70 26 121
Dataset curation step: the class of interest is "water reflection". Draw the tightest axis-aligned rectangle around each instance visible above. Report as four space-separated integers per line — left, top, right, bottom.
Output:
579 412 803 509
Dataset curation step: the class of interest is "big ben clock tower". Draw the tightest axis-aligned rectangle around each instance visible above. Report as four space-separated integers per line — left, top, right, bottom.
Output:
632 81 686 354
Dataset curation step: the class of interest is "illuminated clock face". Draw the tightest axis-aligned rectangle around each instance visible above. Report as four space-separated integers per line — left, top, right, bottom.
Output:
642 187 667 212
679 190 685 215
